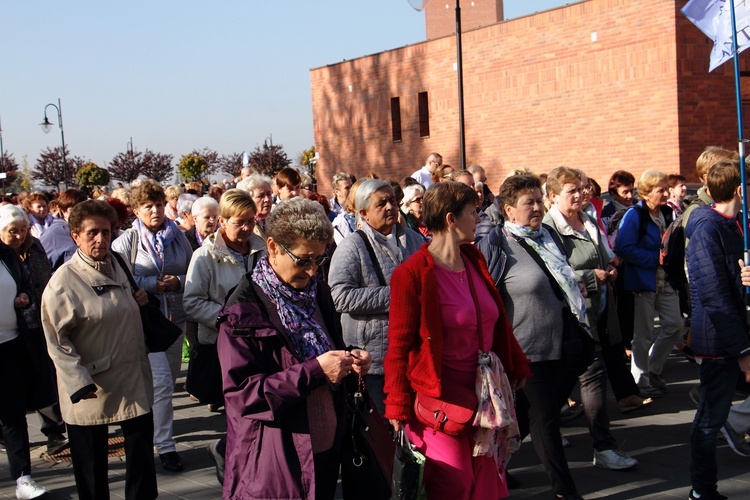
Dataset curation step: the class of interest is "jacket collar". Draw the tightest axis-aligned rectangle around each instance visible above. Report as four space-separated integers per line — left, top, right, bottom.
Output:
206 230 266 266
546 205 601 243
69 251 126 288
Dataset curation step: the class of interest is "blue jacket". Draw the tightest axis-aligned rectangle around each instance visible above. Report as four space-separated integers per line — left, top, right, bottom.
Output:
615 202 672 292
39 218 77 272
685 205 750 359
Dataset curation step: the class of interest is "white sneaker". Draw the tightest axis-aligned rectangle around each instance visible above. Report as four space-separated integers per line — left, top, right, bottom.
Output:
16 475 48 499
593 448 638 470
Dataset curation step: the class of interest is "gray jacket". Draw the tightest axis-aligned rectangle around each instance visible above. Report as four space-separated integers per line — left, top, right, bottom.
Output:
111 227 193 325
328 222 423 375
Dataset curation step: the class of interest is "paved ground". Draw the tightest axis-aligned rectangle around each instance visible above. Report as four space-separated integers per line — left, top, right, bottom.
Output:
2 353 750 499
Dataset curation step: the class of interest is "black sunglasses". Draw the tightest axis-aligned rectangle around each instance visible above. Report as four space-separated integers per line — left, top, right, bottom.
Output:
278 241 329 267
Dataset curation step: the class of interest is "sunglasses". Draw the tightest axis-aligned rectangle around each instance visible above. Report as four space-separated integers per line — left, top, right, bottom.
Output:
278 241 329 267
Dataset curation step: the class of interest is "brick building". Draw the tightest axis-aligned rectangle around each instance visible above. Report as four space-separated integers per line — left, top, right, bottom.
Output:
310 0 749 196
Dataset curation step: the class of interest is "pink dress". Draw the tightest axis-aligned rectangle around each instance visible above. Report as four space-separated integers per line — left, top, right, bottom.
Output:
405 261 509 500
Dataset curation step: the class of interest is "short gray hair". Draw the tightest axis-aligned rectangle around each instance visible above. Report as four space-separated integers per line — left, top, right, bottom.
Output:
191 195 219 216
177 194 199 216
266 198 333 248
355 179 392 212
236 173 273 193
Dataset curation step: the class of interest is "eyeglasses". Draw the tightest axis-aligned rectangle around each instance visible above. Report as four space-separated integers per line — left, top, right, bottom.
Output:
278 241 329 267
410 197 423 203
226 219 254 230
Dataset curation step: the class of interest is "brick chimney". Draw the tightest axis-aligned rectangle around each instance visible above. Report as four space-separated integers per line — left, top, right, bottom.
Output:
425 0 504 40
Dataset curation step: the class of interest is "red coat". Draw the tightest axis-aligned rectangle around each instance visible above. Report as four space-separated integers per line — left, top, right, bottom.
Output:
383 243 532 421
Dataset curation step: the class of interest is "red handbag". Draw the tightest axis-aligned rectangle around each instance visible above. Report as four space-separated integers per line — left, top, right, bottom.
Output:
414 385 477 436
413 258 483 436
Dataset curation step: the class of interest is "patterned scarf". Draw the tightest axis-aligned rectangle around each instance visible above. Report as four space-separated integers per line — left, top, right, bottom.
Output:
252 256 332 361
77 249 115 281
503 221 587 324
472 351 520 476
132 217 180 273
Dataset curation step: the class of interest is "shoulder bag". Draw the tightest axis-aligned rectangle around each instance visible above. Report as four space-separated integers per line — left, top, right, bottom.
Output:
341 373 396 500
112 250 182 353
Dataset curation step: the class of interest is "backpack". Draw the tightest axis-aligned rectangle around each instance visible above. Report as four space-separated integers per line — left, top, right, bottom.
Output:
659 198 706 289
606 204 648 250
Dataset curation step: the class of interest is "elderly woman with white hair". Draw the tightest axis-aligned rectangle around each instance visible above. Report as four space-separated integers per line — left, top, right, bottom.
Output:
183 196 218 251
328 179 424 414
236 173 274 241
401 183 431 241
0 205 57 499
176 193 199 232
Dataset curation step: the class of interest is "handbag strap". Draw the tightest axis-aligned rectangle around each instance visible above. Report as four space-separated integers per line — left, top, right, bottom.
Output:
511 234 566 303
356 230 387 287
463 257 485 353
112 251 139 293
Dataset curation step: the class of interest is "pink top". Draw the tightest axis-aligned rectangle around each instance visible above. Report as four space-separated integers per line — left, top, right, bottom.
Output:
433 262 499 373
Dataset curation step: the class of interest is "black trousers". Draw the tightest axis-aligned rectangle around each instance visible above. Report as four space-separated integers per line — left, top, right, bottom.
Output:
37 403 65 437
67 412 157 500
0 336 31 480
516 360 578 496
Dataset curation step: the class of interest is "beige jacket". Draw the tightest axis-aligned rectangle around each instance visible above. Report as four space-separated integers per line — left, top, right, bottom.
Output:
41 251 153 426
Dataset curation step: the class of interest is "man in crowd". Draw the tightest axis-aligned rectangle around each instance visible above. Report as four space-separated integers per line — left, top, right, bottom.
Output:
410 152 442 188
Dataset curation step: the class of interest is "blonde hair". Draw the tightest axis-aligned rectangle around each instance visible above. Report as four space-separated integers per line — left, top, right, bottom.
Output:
637 170 668 196
696 146 738 180
219 189 256 219
546 166 581 196
164 185 184 200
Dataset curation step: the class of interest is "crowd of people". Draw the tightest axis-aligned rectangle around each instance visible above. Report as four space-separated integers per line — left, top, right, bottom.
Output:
1 147 749 500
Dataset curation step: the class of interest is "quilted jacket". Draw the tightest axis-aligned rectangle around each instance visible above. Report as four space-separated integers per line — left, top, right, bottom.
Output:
685 205 750 359
328 222 422 376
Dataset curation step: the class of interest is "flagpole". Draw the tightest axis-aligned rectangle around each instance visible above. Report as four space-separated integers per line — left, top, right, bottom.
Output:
729 0 750 314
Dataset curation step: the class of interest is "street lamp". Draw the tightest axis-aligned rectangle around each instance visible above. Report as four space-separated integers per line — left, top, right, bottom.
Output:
40 98 68 190
0 114 5 189
409 0 466 170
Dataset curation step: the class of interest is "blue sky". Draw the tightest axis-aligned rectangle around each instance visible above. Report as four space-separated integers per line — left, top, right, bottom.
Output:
1 0 566 180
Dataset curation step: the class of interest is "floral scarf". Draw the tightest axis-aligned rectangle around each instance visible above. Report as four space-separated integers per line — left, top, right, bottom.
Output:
132 217 180 273
472 351 520 476
503 221 587 324
252 256 332 361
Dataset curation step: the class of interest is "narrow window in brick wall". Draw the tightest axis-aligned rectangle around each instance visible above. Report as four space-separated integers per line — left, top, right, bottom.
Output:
418 92 430 138
391 97 402 142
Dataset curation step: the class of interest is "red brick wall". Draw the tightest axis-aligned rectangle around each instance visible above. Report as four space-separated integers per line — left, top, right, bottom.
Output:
310 0 748 197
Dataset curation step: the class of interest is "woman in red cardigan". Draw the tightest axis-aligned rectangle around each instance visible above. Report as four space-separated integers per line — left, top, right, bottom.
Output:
384 182 531 500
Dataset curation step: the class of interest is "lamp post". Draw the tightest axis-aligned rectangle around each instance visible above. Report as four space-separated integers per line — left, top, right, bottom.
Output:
409 0 466 170
40 98 68 190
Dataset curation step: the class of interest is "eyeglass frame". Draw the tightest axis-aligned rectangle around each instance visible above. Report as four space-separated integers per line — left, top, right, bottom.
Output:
277 241 330 268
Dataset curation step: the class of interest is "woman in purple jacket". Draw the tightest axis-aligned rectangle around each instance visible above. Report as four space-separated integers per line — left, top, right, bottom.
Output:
217 198 372 500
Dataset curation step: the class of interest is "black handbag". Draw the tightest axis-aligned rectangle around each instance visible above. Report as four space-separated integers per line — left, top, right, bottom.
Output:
112 252 182 353
185 341 224 405
391 431 426 500
341 375 396 500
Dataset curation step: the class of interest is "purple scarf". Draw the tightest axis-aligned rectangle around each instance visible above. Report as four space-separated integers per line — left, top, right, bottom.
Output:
252 256 332 361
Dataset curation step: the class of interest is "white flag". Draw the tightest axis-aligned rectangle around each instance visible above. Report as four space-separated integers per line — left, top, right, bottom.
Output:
682 0 750 71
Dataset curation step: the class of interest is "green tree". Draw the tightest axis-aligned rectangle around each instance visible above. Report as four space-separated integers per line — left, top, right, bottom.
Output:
178 153 208 182
10 155 34 193
76 162 111 190
297 145 317 182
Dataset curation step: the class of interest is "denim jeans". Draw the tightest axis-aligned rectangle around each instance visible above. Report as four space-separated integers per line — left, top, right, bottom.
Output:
690 357 739 494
